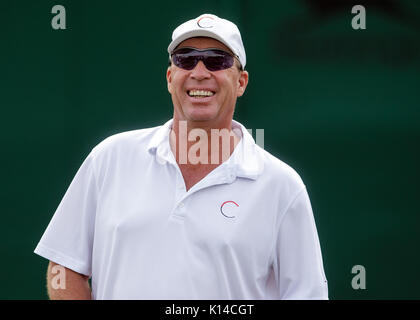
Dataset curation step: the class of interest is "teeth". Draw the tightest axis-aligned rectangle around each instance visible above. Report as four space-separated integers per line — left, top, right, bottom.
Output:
188 90 214 97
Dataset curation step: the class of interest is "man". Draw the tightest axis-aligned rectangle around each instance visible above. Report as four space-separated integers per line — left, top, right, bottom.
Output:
34 13 328 300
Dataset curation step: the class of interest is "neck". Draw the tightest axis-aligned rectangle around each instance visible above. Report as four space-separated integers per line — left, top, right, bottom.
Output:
169 118 241 168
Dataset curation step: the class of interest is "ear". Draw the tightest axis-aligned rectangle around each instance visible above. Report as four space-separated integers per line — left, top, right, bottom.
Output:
237 70 249 97
166 67 173 94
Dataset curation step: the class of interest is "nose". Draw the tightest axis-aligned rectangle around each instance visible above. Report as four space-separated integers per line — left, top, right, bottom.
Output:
190 60 211 80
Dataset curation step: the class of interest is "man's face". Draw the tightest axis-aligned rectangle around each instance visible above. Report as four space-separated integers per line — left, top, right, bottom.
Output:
167 37 248 128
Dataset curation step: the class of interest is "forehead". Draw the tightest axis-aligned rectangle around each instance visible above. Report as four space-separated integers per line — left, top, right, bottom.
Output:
176 37 233 54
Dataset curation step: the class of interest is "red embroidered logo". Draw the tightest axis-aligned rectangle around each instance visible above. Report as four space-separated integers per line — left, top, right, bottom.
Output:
220 201 239 218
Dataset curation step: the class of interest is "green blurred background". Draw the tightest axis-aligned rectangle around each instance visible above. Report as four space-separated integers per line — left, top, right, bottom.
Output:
1 0 419 299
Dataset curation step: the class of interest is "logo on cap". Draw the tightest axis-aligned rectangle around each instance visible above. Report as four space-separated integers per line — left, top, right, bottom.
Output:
197 16 214 28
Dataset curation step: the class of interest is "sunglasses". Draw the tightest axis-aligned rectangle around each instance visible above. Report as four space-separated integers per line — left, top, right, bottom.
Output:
170 47 240 71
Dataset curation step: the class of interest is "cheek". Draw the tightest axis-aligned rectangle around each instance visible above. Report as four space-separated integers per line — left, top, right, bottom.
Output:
217 74 238 93
168 69 186 94
227 78 240 98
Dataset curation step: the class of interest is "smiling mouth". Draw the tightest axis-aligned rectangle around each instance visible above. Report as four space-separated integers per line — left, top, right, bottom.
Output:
187 89 215 98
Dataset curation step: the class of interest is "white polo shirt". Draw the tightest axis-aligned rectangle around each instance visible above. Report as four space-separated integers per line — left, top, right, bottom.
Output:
34 119 328 300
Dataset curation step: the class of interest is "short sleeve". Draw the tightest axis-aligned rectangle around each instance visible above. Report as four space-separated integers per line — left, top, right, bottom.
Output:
273 187 328 299
34 152 98 276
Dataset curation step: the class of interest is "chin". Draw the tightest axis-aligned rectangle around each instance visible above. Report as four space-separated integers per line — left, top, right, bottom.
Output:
186 114 217 122
184 107 218 122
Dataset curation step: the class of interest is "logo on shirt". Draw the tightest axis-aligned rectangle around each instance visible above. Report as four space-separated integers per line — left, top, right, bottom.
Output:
220 201 239 218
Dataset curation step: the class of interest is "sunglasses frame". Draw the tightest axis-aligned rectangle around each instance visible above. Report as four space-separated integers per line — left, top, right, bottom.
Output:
169 47 243 71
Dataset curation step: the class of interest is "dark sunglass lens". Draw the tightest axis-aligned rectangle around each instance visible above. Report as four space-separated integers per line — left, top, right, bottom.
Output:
201 50 234 71
205 54 234 71
172 54 197 70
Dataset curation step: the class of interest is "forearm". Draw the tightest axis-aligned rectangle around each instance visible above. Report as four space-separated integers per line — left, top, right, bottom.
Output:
47 261 92 300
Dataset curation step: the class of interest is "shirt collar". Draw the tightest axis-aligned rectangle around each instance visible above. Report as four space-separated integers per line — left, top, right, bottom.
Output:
147 119 174 164
229 120 264 180
147 119 264 180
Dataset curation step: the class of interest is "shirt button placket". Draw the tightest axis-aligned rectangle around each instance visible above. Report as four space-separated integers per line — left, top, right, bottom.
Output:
173 200 186 219
173 173 187 218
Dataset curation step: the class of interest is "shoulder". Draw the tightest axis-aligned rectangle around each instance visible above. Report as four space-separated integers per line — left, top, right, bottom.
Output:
88 125 161 160
234 120 305 193
256 145 306 194
251 146 313 226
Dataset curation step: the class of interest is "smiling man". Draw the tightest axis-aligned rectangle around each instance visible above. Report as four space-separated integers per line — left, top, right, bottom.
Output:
34 13 328 300
167 34 248 190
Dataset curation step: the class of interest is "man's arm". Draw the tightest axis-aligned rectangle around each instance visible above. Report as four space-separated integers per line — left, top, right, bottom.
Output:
47 261 92 300
275 188 328 299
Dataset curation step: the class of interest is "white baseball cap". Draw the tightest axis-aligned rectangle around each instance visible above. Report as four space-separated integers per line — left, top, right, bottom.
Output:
167 13 247 69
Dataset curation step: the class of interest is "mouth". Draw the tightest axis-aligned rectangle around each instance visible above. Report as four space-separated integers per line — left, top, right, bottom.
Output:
187 89 216 99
